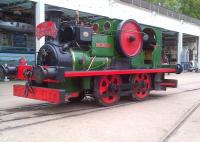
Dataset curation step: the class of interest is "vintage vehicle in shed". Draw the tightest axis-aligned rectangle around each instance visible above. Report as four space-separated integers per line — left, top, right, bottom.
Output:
0 11 182 106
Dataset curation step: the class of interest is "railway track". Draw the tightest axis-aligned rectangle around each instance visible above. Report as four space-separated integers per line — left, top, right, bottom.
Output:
1 86 200 142
0 100 139 132
160 98 200 142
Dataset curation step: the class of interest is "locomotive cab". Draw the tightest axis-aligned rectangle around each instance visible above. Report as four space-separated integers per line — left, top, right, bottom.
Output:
142 28 157 64
58 22 92 49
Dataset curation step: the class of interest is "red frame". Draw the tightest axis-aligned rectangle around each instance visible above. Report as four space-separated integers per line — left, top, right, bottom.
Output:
64 68 176 78
160 83 177 87
13 67 177 103
15 65 177 83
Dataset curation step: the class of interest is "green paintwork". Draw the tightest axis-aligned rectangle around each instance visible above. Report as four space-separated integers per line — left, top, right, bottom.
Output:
48 77 92 94
152 47 162 68
72 50 111 71
91 34 115 57
81 77 91 90
131 25 163 69
91 18 121 35
131 51 145 68
152 27 162 68
48 78 81 93
68 20 165 93
57 19 167 94
160 64 177 69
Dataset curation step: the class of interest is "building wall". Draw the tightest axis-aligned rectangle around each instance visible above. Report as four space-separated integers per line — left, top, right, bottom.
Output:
32 0 200 67
38 0 200 36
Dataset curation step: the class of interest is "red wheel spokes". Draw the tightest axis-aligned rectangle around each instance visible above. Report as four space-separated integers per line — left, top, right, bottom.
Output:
99 76 121 104
99 77 109 95
133 74 151 99
110 75 121 94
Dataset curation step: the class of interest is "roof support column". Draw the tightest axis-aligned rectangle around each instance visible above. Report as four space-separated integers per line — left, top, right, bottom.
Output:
198 36 200 68
177 32 183 64
35 0 45 63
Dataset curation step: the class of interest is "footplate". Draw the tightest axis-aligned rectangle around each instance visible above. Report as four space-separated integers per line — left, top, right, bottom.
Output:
13 85 65 104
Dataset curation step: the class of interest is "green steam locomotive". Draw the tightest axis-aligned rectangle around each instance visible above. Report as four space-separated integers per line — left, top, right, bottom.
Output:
0 16 182 106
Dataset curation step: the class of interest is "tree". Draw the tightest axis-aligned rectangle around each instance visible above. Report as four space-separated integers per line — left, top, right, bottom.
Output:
147 0 200 19
180 0 200 19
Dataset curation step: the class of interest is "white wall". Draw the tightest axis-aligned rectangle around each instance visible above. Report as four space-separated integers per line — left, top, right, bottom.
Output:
32 0 200 66
35 0 45 53
40 0 200 36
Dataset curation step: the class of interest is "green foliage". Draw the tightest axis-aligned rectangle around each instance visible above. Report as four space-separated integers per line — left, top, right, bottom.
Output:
180 0 200 19
147 0 200 19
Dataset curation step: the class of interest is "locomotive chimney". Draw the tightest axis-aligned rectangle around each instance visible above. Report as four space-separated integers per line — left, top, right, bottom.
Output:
46 9 64 29
45 9 64 42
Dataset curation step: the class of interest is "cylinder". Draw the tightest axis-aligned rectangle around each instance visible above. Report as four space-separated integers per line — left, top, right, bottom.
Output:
33 66 57 84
